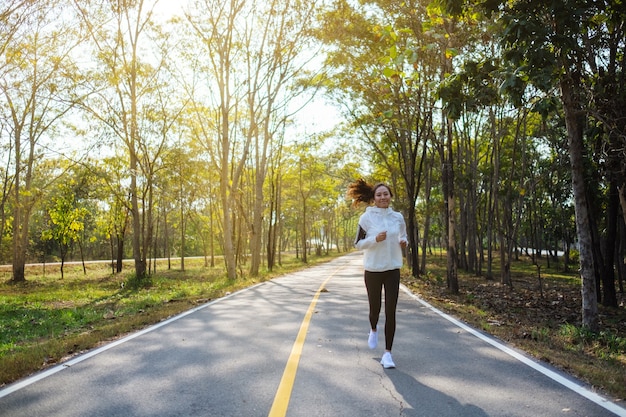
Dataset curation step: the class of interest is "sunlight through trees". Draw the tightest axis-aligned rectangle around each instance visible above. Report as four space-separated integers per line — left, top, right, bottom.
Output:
1 0 625 331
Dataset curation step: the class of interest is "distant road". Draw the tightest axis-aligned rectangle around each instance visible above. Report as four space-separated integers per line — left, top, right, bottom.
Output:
0 256 209 270
1 252 624 416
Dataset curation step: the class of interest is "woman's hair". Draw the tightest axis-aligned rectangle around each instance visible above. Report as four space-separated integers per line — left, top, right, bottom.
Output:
347 179 393 207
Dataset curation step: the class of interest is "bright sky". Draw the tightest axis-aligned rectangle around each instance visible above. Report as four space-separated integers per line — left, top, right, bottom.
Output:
152 0 186 20
152 0 342 138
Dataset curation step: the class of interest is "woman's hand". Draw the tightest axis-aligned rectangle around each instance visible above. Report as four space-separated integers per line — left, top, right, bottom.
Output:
376 231 387 242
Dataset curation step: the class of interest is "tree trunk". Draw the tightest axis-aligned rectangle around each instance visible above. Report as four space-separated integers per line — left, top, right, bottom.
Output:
164 211 171 270
209 196 215 268
152 205 160 274
220 111 237 280
110 235 115 274
130 150 146 279
128 12 146 280
250 166 265 276
619 185 626 228
79 238 86 275
12 127 36 283
116 233 124 273
300 198 308 263
420 156 434 275
11 142 26 283
267 172 280 270
60 245 67 280
486 108 498 281
458 149 468 272
600 178 619 307
560 76 599 331
445 119 459 293
406 202 419 277
180 193 186 272
145 176 155 275
617 220 625 294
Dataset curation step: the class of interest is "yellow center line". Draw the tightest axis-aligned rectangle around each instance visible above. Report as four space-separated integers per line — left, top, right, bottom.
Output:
267 270 337 417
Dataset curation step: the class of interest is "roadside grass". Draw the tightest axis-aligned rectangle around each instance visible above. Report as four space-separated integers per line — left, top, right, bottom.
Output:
402 252 626 402
0 253 341 387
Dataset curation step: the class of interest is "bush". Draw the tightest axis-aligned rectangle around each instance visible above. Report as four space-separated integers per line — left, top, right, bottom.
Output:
124 274 153 291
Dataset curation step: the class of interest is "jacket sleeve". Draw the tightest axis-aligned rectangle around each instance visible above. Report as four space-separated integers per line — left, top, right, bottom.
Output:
354 223 377 250
398 213 408 243
354 225 366 245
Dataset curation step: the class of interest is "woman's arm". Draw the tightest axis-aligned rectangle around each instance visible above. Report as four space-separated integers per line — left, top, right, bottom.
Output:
398 213 408 247
354 224 378 250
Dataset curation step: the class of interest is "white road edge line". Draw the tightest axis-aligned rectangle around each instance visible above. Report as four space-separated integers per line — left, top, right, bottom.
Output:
0 283 264 399
401 285 626 417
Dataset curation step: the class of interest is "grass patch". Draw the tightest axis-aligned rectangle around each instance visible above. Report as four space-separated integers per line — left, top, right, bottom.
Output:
0 252 341 387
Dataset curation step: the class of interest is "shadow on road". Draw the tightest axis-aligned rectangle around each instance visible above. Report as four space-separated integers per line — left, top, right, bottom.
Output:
385 368 489 417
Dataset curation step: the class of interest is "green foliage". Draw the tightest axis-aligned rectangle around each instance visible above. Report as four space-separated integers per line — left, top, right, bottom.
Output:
424 270 445 284
559 324 626 359
531 327 551 344
122 273 152 291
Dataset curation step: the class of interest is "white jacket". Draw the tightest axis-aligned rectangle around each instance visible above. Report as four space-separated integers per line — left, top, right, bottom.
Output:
354 206 407 272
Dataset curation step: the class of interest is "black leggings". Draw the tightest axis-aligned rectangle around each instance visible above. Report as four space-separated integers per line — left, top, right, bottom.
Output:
364 269 400 351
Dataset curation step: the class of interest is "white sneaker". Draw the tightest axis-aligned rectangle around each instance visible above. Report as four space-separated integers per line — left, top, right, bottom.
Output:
380 352 395 369
368 329 378 349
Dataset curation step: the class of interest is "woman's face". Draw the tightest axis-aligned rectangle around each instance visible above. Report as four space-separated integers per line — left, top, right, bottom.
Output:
373 186 391 208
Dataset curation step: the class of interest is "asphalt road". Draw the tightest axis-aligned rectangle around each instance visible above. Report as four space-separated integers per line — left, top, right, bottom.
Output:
1 252 624 417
